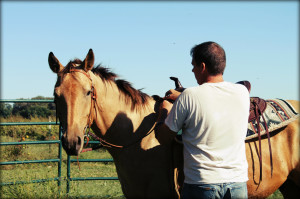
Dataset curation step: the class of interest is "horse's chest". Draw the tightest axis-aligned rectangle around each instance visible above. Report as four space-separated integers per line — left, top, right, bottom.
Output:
111 145 171 179
111 147 172 198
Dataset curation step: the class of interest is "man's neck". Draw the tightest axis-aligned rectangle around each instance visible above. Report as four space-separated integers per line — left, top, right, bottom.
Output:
206 74 224 83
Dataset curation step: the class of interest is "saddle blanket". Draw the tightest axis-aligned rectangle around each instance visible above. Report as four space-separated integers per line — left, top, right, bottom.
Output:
246 99 299 140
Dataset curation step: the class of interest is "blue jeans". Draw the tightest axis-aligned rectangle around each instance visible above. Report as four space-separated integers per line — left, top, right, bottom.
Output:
181 182 248 199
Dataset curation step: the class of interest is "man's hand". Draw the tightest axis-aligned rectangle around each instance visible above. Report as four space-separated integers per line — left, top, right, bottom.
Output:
164 89 181 101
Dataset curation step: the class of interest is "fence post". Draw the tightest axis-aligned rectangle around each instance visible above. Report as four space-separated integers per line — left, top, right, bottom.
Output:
58 125 62 191
67 154 71 194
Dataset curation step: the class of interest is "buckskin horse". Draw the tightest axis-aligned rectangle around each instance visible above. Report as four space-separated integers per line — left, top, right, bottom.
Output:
48 49 299 198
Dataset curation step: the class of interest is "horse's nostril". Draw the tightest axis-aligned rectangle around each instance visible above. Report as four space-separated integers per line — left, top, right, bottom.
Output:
76 136 82 152
61 134 82 155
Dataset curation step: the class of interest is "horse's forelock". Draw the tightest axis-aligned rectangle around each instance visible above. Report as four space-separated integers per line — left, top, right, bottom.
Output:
54 59 83 87
66 59 83 70
72 59 83 65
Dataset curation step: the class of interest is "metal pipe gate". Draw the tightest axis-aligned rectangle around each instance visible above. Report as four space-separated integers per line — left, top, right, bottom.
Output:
0 99 118 196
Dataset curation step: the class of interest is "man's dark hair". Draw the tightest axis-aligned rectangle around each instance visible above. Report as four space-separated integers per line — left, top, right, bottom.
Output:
190 41 226 75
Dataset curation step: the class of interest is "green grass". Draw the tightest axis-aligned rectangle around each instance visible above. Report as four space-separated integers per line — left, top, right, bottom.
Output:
267 190 283 199
0 116 59 140
0 135 124 198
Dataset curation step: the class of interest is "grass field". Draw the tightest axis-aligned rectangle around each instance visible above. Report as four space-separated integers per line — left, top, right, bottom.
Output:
0 135 124 198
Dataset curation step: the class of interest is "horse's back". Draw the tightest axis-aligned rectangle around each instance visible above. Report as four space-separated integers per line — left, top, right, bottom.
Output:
247 100 299 198
286 100 299 112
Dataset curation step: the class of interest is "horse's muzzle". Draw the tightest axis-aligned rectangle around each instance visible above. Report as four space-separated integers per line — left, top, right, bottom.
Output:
61 135 82 156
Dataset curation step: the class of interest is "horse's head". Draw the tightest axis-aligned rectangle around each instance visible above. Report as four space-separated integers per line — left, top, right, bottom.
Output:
48 49 95 155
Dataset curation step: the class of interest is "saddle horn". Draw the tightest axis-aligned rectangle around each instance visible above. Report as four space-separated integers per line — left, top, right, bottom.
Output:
170 77 185 92
152 77 185 103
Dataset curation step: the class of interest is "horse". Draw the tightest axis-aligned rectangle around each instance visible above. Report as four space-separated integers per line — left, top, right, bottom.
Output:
48 49 299 198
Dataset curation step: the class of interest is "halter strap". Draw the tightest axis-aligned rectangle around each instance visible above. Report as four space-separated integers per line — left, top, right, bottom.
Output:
87 121 157 149
69 68 93 82
69 65 96 129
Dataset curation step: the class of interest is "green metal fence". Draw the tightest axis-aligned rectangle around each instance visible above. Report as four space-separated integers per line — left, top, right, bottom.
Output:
66 141 118 194
0 99 118 195
0 99 62 188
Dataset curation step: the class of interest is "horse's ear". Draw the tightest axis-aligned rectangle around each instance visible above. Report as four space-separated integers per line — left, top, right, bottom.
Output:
83 49 94 72
48 52 64 73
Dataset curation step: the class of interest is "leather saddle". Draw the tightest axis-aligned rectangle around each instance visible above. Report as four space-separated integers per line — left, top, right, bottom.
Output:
248 97 267 122
237 80 272 185
236 81 267 122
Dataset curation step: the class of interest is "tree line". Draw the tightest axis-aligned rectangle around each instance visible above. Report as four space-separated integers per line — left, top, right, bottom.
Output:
0 96 56 119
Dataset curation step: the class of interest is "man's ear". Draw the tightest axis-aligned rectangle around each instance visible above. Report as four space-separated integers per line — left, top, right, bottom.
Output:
200 62 206 73
48 52 64 73
82 49 94 72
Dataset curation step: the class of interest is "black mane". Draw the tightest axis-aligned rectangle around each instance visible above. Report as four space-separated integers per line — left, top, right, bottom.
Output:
92 65 151 110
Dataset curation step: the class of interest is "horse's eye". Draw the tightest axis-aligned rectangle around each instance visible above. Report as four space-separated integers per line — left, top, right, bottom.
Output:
87 91 91 96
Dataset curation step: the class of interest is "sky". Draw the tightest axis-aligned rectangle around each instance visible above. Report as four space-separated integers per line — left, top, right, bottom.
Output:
1 1 299 101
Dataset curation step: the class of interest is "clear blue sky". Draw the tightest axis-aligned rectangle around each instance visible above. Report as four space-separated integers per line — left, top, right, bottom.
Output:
1 1 299 100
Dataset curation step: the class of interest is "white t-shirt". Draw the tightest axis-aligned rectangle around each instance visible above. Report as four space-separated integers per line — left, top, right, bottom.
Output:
165 82 250 184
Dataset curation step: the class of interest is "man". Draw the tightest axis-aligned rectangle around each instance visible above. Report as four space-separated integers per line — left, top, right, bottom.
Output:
156 41 250 199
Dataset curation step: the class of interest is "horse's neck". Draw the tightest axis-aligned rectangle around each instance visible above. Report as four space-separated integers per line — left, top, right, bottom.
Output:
93 78 157 141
